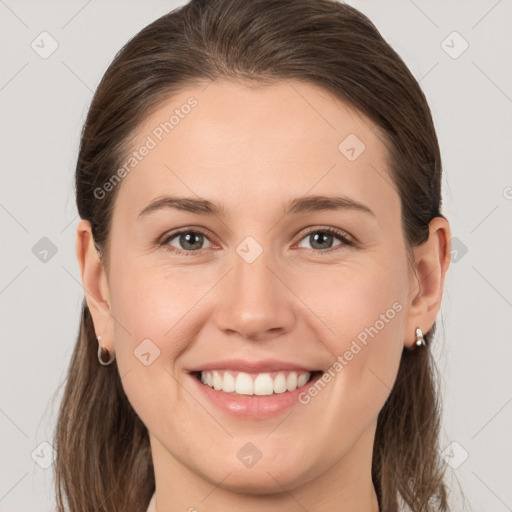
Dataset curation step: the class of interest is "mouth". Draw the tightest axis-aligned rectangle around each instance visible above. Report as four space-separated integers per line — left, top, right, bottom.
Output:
190 369 323 396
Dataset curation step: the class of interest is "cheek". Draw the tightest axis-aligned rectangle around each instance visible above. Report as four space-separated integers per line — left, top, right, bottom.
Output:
303 255 407 346
107 260 211 429
108 252 217 352
302 252 408 394
292 257 408 449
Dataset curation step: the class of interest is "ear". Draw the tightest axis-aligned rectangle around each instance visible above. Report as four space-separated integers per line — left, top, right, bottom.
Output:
75 219 115 353
404 216 451 349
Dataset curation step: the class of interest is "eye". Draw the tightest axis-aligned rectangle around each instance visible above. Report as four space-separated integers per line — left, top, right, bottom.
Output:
161 229 214 255
295 227 353 253
160 226 354 256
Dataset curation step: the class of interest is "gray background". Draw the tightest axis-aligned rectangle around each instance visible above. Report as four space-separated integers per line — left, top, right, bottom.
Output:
1 1 511 510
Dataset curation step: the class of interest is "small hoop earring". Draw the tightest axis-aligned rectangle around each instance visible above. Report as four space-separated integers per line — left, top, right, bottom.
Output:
97 336 115 366
415 327 426 347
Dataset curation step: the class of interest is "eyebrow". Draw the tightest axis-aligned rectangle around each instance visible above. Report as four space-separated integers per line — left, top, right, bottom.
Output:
137 194 375 219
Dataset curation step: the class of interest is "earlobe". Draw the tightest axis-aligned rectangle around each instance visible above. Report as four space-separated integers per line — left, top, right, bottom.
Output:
404 216 451 349
75 219 114 349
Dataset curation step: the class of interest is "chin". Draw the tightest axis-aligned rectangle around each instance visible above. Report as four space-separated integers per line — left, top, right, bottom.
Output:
199 458 312 494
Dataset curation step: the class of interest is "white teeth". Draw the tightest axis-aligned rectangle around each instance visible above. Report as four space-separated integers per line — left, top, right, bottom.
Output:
198 370 313 395
254 373 274 396
297 372 309 387
212 370 223 390
223 372 235 392
235 372 254 395
286 372 297 391
273 373 287 394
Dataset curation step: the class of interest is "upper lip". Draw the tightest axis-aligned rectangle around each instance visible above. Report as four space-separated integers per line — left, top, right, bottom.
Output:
189 358 319 373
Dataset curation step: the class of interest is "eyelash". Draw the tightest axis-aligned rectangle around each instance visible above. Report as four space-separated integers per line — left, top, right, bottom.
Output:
159 226 354 256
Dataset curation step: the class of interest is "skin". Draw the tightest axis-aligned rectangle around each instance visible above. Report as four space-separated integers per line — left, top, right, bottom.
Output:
76 80 451 512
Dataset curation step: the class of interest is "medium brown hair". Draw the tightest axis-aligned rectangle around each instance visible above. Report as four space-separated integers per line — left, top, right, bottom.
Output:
54 1 449 510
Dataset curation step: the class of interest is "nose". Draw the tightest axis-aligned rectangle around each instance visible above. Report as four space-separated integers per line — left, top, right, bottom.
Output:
213 249 296 342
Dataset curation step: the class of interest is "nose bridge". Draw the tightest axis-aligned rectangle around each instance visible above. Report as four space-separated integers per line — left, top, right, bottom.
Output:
214 240 295 340
234 247 273 302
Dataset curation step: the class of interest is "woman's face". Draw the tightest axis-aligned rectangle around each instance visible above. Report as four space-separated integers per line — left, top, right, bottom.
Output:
82 80 439 496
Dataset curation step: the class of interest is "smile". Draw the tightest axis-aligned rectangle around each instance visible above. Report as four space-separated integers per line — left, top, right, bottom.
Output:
187 359 325 417
196 370 320 396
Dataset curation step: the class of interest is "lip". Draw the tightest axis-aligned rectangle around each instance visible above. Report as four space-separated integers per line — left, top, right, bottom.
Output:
188 358 319 373
188 370 323 418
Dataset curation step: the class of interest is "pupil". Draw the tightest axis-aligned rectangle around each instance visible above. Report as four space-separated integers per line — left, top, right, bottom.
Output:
311 232 332 250
181 232 202 250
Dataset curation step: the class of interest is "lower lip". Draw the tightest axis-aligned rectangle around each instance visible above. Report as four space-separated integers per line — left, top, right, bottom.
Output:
188 372 323 418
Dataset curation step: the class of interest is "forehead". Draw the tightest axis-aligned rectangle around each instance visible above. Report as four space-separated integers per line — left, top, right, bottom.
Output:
114 79 398 224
